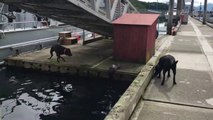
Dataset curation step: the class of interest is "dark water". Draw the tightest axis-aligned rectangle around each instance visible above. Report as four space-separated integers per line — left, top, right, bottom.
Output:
0 67 131 120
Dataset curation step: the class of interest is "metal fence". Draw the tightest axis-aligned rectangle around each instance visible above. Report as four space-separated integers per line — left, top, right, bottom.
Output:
0 21 49 32
0 36 58 62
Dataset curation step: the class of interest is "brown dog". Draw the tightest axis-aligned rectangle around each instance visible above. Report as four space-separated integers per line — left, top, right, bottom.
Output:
48 44 72 62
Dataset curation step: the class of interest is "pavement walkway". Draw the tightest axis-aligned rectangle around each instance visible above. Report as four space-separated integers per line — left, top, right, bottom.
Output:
131 17 213 120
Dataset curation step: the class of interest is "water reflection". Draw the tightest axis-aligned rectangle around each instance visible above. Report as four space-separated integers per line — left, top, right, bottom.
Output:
0 67 131 120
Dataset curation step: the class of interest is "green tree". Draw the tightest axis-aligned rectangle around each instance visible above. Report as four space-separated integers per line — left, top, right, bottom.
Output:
130 0 168 22
131 0 169 13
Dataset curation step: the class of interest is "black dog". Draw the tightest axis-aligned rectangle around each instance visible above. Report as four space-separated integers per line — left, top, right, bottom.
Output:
154 55 178 85
108 64 120 80
48 44 72 62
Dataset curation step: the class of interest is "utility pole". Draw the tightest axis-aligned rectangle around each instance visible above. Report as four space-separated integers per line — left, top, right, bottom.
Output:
199 2 202 20
190 0 194 16
180 0 183 14
182 0 185 10
177 0 181 16
203 0 207 24
167 0 174 35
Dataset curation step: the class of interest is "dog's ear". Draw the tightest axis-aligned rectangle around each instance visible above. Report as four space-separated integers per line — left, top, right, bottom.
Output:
175 60 178 64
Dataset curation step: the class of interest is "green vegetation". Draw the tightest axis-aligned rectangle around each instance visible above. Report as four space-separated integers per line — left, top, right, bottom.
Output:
131 0 169 12
130 0 169 22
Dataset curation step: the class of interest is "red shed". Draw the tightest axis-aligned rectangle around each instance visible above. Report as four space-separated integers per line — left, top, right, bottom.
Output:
112 13 159 63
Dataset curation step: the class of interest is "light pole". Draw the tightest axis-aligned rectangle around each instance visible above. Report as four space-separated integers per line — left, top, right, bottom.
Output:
167 0 174 35
199 2 202 21
203 0 207 24
190 0 194 16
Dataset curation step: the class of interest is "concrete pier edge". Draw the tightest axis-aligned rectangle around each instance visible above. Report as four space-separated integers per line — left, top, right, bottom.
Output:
104 35 173 120
4 59 137 81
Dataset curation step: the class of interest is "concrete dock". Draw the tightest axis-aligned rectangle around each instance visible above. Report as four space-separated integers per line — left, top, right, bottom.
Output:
4 28 170 81
4 39 142 81
5 17 213 120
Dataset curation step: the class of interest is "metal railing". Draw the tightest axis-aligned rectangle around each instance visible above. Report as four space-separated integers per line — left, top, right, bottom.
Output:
0 21 49 32
0 36 58 50
73 0 138 21
0 36 58 62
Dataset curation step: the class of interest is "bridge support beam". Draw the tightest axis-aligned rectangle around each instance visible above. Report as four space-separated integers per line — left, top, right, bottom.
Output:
0 0 138 36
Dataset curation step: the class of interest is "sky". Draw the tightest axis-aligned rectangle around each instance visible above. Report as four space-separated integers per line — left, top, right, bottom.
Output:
138 0 213 6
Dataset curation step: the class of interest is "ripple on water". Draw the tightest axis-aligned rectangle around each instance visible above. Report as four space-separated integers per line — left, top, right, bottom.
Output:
0 67 131 120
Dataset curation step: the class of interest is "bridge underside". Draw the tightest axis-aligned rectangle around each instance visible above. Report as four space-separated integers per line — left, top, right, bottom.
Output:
1 0 113 36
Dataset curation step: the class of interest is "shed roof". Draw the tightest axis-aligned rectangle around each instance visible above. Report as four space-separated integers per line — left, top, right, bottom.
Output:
112 13 159 26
